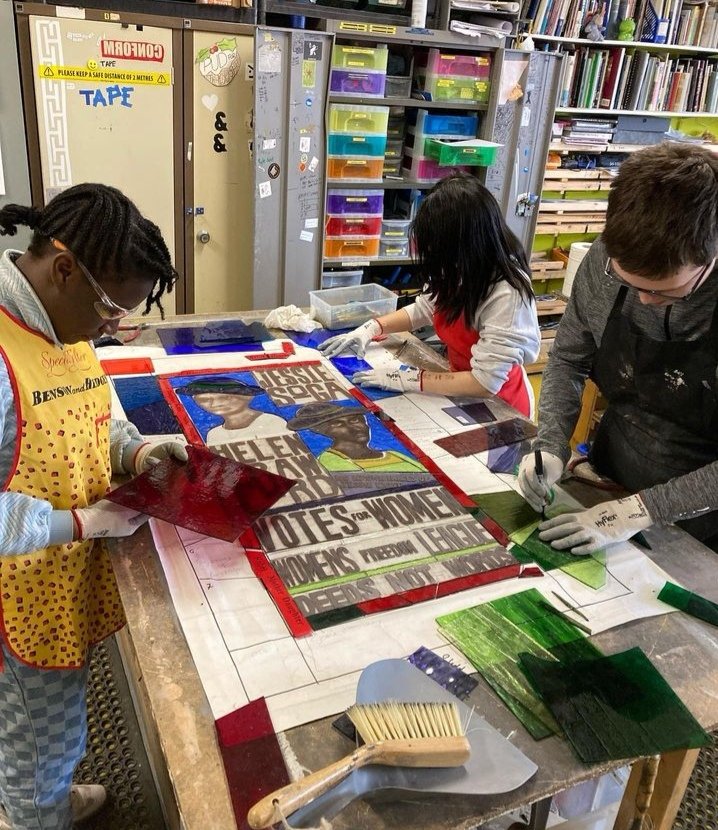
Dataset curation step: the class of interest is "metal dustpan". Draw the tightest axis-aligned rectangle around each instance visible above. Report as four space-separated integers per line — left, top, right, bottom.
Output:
289 658 538 827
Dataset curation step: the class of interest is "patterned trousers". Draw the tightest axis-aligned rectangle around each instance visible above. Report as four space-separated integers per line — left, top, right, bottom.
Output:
0 643 89 830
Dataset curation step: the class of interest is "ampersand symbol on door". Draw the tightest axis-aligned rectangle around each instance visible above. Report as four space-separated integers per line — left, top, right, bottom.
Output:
213 134 227 152
214 111 228 131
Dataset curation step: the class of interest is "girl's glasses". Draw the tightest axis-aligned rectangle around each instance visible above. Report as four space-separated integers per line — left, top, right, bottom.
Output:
51 238 140 320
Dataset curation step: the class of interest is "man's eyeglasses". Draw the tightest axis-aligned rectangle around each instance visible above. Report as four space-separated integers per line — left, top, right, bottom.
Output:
604 258 713 302
51 238 140 320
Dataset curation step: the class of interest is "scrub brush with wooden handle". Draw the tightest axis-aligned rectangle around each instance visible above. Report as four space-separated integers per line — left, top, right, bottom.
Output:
247 700 471 829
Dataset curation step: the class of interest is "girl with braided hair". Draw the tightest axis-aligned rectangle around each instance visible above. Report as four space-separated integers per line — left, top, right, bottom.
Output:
0 183 186 829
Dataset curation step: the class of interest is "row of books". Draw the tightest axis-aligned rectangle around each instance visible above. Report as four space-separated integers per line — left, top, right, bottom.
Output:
556 117 618 143
526 0 718 46
557 47 718 111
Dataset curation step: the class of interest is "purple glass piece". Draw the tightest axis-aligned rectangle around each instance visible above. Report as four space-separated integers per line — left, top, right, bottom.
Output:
107 445 296 542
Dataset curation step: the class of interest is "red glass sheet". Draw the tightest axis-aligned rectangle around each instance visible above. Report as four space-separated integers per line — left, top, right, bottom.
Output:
434 418 538 458
107 445 296 542
215 698 290 830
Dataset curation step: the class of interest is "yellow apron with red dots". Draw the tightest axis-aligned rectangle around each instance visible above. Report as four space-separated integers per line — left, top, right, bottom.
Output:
0 305 125 669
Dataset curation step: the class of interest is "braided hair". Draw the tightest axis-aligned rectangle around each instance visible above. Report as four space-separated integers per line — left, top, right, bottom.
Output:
0 183 177 316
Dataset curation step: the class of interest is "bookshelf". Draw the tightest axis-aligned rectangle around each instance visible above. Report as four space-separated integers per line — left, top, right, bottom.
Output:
532 33 718 52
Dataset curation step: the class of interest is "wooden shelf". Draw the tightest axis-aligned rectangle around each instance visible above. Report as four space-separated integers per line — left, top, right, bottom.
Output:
328 94 489 111
530 34 718 56
536 297 568 316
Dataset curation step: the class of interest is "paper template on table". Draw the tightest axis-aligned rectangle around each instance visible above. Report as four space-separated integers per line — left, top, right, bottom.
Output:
105 344 678 731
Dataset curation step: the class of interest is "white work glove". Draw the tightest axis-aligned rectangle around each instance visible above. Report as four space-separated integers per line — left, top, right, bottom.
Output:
352 366 423 393
318 319 383 359
538 494 654 556
126 441 189 475
72 501 149 540
517 451 565 512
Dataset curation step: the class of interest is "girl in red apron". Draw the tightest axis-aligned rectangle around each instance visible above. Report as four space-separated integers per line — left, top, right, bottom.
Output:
320 174 540 417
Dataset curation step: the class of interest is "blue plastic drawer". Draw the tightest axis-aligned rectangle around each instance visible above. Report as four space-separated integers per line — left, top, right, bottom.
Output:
409 110 479 137
327 133 388 157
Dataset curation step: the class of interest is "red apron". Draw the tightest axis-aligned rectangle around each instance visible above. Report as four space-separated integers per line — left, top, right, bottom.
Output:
433 310 531 417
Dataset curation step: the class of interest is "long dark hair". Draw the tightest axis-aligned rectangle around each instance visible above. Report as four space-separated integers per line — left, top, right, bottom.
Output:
0 183 177 316
410 173 533 328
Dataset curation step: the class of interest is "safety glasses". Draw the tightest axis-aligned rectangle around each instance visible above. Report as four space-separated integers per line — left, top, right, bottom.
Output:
51 238 140 320
604 258 713 302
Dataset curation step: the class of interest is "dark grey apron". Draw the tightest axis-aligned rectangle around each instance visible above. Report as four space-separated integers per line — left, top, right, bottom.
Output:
589 284 718 547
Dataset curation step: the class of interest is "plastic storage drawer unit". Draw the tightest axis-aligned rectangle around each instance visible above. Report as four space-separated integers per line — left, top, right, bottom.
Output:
310 283 397 329
423 50 491 79
331 45 389 72
425 138 501 166
326 216 383 237
329 104 390 135
328 133 388 157
330 70 386 97
326 189 384 215
409 110 478 137
327 157 384 182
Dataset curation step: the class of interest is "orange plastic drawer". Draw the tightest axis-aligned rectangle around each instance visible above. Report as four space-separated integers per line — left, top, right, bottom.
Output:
327 157 384 182
324 237 381 259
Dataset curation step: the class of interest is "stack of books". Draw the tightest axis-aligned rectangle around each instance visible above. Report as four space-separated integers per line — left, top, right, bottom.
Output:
558 46 718 111
556 117 617 143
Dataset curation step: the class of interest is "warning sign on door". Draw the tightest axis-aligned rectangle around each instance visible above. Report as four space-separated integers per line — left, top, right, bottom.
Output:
38 65 171 86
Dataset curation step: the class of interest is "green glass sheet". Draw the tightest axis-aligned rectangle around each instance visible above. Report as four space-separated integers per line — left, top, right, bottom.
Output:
471 492 539 540
437 588 602 739
519 646 710 764
471 493 607 589
515 531 607 590
658 581 718 627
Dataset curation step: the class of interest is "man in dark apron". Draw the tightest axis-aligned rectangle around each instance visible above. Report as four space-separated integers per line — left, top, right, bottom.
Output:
518 143 718 554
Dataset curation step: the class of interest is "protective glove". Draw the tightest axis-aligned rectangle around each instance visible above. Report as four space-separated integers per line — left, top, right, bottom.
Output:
538 494 653 556
317 319 383 359
517 451 565 512
352 366 423 393
126 441 189 475
71 501 149 540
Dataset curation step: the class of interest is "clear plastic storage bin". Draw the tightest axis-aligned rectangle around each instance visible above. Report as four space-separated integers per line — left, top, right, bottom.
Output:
385 75 412 97
383 158 402 177
310 283 397 329
381 218 411 239
380 238 410 258
321 269 364 289
424 138 501 166
416 75 490 104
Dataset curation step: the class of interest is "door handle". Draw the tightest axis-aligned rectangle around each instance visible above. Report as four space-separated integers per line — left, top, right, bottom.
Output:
197 230 210 244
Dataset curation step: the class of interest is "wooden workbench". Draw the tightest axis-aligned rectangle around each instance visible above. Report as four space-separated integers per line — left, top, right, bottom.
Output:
107 317 718 830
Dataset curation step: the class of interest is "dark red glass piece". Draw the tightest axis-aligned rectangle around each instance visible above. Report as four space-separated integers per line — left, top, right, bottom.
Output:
107 445 295 542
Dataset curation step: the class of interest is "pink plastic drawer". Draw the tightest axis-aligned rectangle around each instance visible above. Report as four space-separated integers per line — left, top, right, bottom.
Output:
403 154 471 183
425 49 492 79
